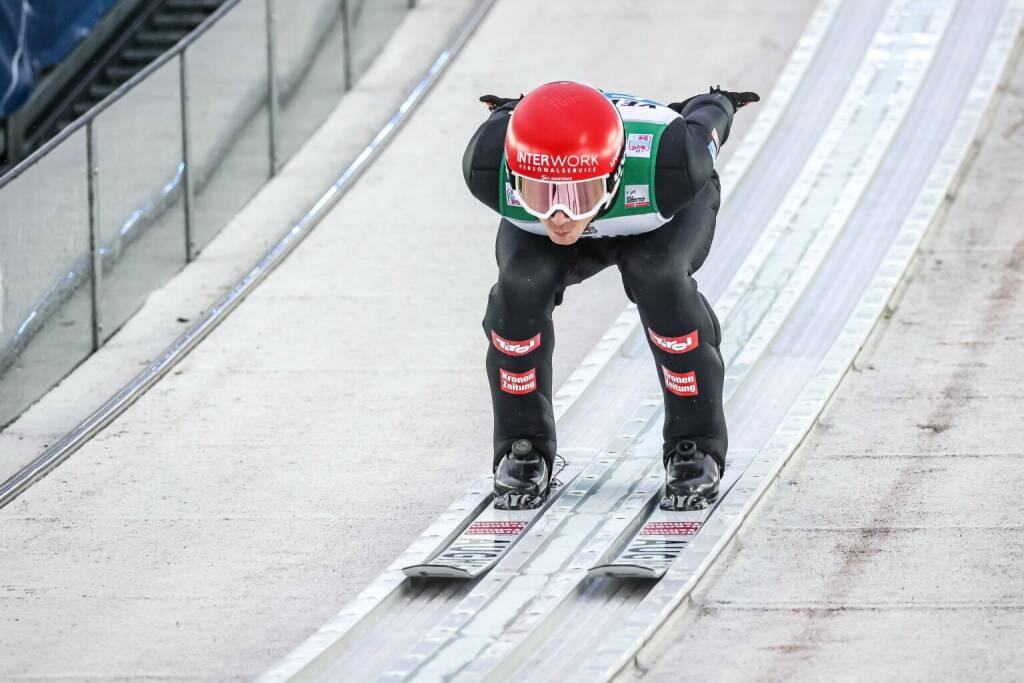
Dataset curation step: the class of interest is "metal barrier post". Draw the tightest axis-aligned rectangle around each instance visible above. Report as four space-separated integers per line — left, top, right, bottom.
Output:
86 121 103 350
180 51 196 262
341 0 353 91
265 0 280 176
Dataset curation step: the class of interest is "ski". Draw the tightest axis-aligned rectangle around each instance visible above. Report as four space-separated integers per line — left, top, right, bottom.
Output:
402 458 585 579
587 506 711 579
588 451 752 579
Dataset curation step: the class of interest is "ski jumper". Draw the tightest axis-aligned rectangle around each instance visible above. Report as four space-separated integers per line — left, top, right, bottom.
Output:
463 90 735 472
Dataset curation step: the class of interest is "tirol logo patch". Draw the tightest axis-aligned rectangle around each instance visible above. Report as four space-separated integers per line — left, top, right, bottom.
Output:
492 331 541 356
465 521 527 535
626 133 653 157
648 328 699 354
500 367 537 395
662 366 698 397
505 182 521 207
624 184 650 209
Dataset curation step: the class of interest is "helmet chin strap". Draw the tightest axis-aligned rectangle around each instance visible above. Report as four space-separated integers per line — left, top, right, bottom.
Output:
603 174 623 211
600 137 627 213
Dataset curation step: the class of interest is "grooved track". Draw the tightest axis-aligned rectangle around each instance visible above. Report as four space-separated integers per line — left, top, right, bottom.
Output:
259 0 1023 680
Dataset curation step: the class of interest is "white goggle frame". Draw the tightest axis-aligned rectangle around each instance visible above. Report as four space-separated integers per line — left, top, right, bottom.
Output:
511 174 621 221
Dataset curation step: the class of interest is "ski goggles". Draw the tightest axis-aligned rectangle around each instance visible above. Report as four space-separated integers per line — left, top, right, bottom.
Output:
512 175 612 221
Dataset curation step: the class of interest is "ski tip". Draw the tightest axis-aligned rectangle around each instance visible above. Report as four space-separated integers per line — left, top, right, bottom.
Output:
401 564 476 579
586 564 663 580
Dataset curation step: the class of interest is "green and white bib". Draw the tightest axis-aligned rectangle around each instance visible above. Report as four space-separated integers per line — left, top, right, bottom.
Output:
498 92 684 238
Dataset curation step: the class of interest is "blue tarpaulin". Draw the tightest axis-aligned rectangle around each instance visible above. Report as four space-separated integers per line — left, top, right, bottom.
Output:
1 0 117 116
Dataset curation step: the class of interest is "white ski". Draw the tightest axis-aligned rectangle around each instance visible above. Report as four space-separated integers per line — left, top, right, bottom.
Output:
402 459 585 579
588 453 751 579
587 507 710 579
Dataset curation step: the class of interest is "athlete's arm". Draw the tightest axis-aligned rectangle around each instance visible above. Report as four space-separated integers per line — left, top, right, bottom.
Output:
462 99 518 213
654 91 734 215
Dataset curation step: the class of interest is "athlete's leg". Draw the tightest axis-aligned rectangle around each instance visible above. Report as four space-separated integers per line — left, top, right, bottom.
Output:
615 182 728 471
483 221 576 469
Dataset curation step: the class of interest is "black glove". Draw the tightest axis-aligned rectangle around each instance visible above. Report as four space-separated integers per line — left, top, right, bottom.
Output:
709 85 760 111
479 94 522 112
667 85 760 114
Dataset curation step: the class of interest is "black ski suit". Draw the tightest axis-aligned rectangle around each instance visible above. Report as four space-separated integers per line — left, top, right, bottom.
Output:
463 91 735 473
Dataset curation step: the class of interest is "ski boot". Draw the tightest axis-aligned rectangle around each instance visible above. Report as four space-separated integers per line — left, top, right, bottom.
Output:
660 440 721 511
493 439 551 510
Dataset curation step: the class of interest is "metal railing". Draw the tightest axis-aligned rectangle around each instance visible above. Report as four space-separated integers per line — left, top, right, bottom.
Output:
0 0 413 429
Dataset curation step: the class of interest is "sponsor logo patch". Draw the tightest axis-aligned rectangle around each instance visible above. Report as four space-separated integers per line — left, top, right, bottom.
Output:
492 331 541 357
465 521 527 535
708 127 721 164
505 182 521 207
639 521 702 536
436 537 514 569
662 366 698 397
515 151 601 180
626 133 653 158
620 538 689 563
624 184 650 209
500 367 537 395
582 225 598 235
648 328 699 354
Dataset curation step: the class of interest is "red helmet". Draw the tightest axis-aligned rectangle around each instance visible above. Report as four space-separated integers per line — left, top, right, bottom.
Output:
506 81 625 220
